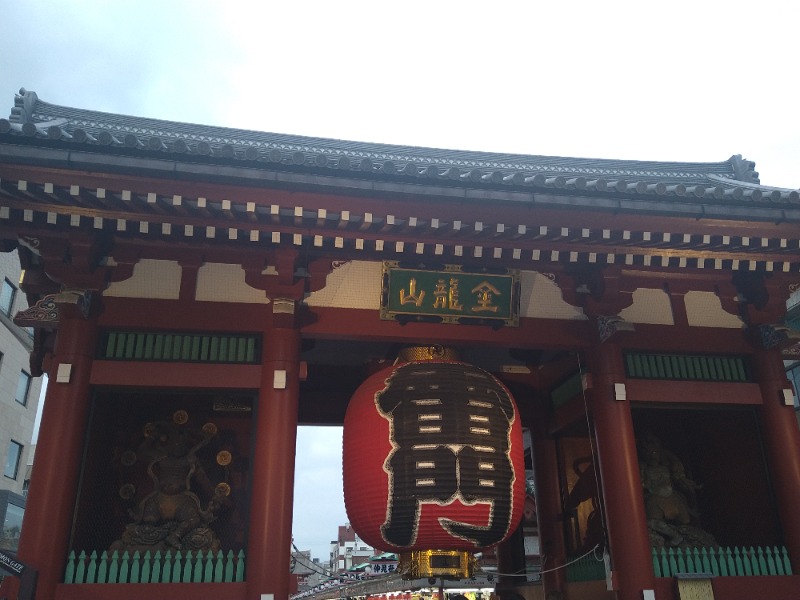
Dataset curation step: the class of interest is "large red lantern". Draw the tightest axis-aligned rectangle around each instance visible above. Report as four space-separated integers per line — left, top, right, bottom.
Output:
343 346 525 578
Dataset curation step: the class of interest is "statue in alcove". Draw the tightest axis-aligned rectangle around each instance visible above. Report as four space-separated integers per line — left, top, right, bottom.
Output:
111 409 232 553
564 456 605 554
637 433 716 548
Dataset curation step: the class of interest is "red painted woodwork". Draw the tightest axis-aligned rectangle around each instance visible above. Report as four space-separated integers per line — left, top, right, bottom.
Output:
343 359 525 553
12 309 99 600
54 582 246 600
610 573 800 600
4 163 800 245
99 298 268 332
625 379 762 405
585 342 655 600
304 308 755 354
246 323 302 600
90 360 261 388
752 347 800 572
96 301 755 359
4 161 799 600
527 404 567 596
305 307 594 349
710 575 800 599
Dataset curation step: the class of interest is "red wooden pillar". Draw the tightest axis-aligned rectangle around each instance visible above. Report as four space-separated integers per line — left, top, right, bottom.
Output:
528 406 567 597
585 342 655 600
7 305 98 600
751 345 800 571
246 299 301 600
495 523 525 594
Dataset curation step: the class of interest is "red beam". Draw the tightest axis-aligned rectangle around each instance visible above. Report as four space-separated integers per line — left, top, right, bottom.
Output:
97 299 755 359
712 575 800 600
99 298 267 332
302 306 593 349
626 380 762 405
90 361 261 388
55 583 245 600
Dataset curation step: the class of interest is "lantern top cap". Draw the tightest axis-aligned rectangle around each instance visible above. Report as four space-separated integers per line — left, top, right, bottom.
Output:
398 345 459 362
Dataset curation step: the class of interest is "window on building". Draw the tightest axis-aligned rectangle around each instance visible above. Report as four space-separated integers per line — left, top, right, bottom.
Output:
3 441 23 479
15 370 31 406
2 498 25 552
0 278 16 317
786 362 800 410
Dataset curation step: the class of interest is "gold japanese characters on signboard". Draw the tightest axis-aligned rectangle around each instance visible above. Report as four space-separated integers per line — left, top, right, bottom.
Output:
380 261 519 326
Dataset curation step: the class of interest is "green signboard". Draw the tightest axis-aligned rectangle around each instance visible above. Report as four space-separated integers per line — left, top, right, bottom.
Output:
380 262 519 326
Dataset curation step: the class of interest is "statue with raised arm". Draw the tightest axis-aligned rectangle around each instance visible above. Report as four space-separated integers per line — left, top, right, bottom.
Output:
637 432 716 548
111 410 231 553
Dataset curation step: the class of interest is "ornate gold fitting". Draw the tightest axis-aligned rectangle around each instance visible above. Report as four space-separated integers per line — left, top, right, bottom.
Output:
398 345 459 362
397 550 475 580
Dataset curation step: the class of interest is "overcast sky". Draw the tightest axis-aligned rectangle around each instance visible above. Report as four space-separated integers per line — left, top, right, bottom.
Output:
3 0 798 561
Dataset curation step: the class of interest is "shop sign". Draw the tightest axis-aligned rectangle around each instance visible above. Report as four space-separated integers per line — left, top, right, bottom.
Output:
0 549 37 600
380 262 519 326
367 561 398 575
0 549 26 576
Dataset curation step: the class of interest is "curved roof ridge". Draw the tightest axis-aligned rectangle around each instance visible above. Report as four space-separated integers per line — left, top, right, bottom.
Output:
707 173 792 192
11 90 746 181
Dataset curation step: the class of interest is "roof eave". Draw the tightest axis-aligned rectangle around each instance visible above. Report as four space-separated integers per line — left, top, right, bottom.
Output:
1 138 798 224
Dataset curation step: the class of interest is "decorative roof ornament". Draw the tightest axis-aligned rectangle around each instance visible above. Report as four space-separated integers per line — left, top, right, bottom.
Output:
728 154 760 184
10 87 38 124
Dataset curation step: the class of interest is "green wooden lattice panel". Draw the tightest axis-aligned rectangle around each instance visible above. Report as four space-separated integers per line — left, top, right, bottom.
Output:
101 332 259 364
624 353 749 382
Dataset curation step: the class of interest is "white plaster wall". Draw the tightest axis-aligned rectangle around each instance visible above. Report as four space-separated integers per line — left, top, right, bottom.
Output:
518 271 585 320
105 259 181 300
619 288 674 325
103 256 746 332
195 262 270 304
685 291 743 329
304 261 382 309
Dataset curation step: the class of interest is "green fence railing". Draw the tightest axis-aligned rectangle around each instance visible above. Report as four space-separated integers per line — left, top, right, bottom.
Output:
624 353 750 382
565 554 606 582
565 546 793 583
64 549 245 584
652 546 792 578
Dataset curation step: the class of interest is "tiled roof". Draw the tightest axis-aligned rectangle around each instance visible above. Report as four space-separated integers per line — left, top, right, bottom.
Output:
2 88 798 204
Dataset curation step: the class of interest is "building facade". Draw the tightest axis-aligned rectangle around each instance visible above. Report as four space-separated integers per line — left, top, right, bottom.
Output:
333 524 374 574
1 88 800 600
291 548 329 594
0 249 44 555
